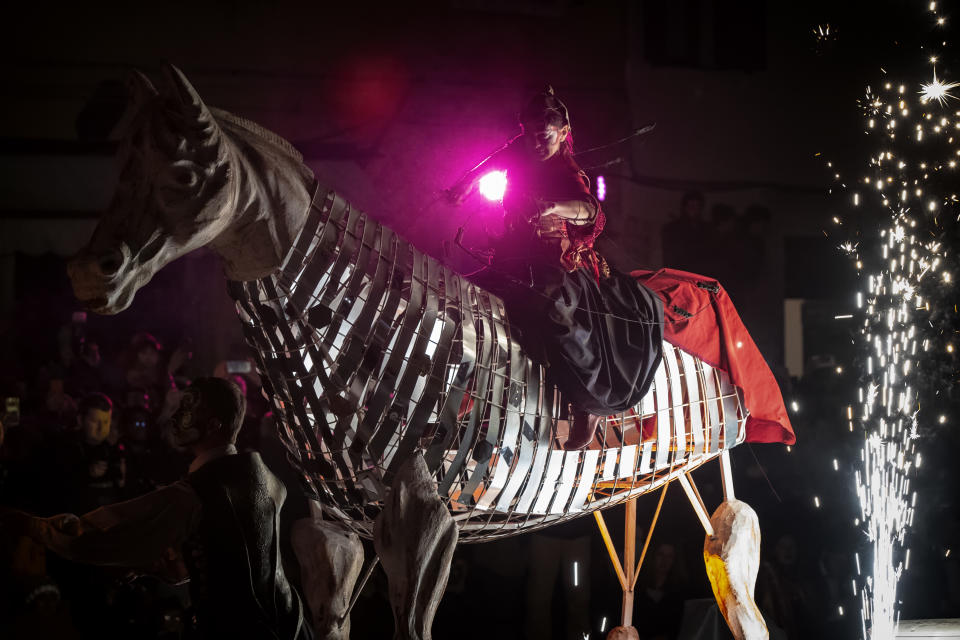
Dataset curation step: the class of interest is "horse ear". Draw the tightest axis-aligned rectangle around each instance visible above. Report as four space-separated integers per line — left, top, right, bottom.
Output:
158 63 221 152
159 63 214 121
105 70 159 140
126 69 159 105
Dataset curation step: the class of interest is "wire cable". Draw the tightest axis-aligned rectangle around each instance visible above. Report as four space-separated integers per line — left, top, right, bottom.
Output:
573 123 657 156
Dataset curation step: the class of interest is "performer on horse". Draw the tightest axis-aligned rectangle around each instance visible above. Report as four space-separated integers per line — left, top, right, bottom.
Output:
447 86 664 450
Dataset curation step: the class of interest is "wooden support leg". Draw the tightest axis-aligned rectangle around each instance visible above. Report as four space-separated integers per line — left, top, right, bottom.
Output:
596 498 642 640
595 480 672 640
703 500 768 640
374 452 458 640
622 498 636 628
291 501 365 640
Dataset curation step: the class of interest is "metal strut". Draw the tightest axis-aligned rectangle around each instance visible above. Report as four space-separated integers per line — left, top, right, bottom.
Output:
678 472 715 537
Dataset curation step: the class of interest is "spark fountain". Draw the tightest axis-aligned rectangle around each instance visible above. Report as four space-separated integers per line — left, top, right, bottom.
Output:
829 3 959 637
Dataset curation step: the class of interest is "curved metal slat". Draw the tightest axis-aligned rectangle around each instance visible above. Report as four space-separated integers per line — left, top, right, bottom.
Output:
476 314 526 512
662 344 687 467
438 285 492 499
680 349 706 458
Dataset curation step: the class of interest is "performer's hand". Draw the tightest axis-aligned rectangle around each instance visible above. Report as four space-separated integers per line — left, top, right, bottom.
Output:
444 182 470 206
515 196 541 225
52 513 80 535
535 213 566 237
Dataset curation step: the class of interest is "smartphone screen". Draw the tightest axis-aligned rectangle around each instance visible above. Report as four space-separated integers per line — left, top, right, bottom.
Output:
4 397 20 427
226 360 252 374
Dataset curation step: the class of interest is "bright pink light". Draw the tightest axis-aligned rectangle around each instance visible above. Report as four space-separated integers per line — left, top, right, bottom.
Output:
478 171 507 201
596 175 606 201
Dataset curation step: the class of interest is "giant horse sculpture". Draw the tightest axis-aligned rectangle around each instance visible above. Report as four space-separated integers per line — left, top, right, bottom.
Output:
68 65 778 640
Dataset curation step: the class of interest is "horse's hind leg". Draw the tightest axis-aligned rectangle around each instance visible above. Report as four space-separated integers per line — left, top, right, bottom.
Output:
291 501 365 639
374 452 458 640
703 499 769 640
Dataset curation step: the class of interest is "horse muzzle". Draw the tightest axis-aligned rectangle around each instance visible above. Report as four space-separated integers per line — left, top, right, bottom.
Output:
67 248 141 315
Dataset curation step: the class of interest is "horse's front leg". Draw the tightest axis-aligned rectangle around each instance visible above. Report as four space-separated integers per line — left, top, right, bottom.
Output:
374 452 458 640
291 501 365 639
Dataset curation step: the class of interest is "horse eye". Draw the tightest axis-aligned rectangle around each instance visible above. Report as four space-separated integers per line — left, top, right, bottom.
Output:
172 166 199 188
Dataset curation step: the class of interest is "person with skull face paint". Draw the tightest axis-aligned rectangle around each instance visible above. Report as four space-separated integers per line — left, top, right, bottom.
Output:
448 87 664 449
1 377 310 639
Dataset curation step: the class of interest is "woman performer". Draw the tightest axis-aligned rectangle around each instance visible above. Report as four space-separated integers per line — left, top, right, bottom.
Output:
447 87 663 449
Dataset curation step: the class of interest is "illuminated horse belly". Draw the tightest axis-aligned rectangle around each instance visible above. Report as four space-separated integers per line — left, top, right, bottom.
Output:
230 186 747 541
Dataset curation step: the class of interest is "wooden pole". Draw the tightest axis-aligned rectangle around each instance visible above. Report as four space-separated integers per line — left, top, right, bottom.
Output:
593 510 627 591
622 498 637 627
631 478 671 592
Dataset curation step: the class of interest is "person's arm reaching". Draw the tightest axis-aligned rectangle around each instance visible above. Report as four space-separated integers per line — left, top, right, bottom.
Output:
538 198 598 224
16 480 201 569
538 169 600 225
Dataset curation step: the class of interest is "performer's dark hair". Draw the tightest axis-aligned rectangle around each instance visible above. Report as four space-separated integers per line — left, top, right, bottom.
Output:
189 377 246 443
79 392 113 418
519 85 574 153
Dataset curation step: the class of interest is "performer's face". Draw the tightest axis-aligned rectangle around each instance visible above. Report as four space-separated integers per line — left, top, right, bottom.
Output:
522 121 568 161
171 388 205 447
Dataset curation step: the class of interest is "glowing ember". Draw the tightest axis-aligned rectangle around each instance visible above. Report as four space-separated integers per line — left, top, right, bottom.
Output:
596 175 607 201
478 170 507 201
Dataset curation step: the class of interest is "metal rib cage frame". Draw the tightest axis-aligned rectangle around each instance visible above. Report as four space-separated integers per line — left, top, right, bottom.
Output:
229 188 746 543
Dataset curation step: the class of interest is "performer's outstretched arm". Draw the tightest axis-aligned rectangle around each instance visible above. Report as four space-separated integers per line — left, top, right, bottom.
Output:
8 481 201 569
539 198 598 224
538 169 600 225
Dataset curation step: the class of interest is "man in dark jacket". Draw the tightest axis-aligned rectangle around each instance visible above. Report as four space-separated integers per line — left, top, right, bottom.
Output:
3 377 309 639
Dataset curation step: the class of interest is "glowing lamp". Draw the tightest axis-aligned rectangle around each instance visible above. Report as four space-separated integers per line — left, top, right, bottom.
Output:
478 171 507 201
596 175 606 201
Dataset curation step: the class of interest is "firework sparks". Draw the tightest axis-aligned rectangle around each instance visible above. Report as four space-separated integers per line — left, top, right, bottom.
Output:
833 7 958 636
813 23 838 54
823 6 960 638
813 23 838 45
919 68 960 105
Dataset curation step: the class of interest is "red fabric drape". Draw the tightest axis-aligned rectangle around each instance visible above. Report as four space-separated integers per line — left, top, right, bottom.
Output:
632 268 796 445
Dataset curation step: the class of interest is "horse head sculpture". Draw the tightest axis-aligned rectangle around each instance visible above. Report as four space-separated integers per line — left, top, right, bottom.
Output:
68 64 312 313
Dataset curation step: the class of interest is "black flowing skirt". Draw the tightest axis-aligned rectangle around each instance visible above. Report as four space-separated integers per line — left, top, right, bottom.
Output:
474 241 664 416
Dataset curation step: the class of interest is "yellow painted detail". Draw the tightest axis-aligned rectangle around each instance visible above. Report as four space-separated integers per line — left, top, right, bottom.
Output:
703 550 731 620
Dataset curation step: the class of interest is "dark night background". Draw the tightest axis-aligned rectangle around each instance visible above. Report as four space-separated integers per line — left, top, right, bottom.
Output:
1 1 958 639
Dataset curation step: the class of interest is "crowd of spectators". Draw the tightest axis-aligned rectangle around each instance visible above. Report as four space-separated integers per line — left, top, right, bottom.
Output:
0 318 272 639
